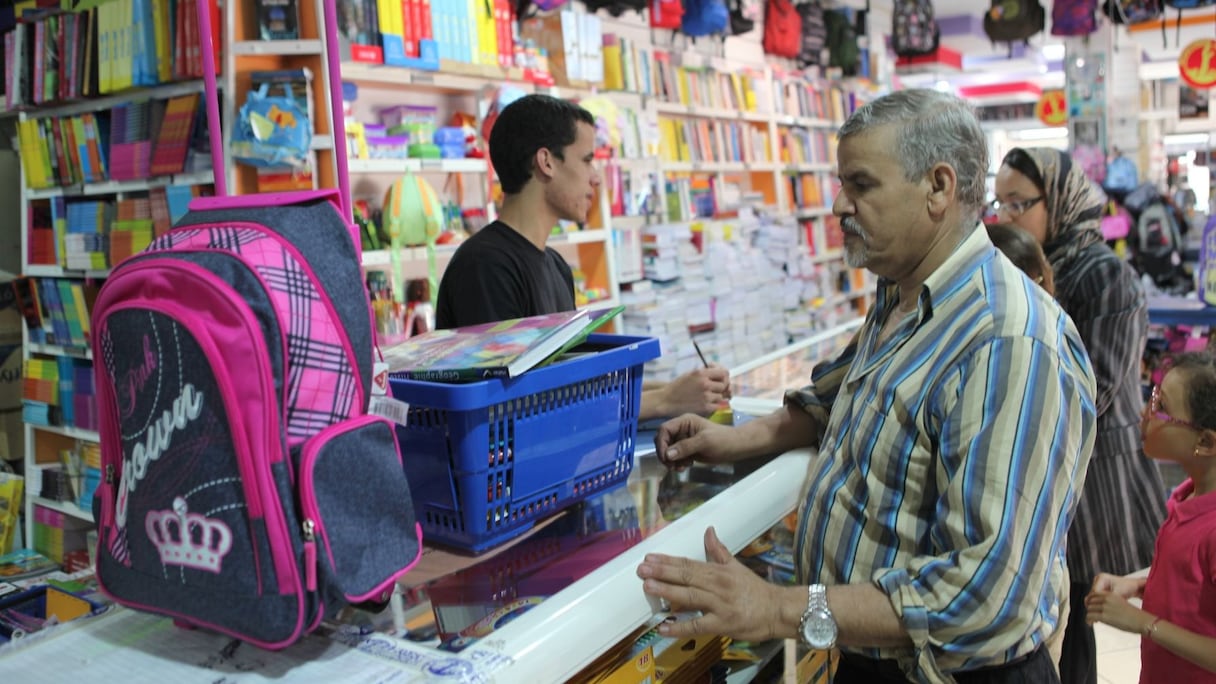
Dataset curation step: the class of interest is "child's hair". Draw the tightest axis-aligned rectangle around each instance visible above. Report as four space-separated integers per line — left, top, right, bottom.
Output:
1167 352 1216 431
987 222 1055 295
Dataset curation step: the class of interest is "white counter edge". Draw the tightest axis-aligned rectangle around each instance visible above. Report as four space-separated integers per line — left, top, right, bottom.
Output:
480 448 816 682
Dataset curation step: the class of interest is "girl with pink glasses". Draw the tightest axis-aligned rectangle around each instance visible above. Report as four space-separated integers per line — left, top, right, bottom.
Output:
1086 352 1216 683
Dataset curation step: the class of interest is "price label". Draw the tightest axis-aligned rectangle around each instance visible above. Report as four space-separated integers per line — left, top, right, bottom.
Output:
411 73 435 85
369 395 411 425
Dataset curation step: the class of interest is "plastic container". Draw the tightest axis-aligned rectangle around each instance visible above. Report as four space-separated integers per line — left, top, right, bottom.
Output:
389 334 660 552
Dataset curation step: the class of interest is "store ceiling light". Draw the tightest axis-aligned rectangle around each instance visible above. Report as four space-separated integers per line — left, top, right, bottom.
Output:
1163 133 1211 147
1009 127 1069 141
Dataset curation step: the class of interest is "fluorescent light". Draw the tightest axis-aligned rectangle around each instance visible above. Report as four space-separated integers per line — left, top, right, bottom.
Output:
1040 44 1066 60
1163 133 1211 146
1010 127 1069 141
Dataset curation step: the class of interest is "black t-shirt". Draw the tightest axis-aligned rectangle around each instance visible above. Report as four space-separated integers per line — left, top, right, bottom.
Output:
435 221 576 329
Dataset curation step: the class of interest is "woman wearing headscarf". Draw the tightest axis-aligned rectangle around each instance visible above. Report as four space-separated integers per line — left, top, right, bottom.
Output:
994 147 1165 684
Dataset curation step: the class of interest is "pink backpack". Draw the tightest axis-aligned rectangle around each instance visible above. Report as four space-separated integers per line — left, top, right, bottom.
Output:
1101 200 1132 241
89 0 422 649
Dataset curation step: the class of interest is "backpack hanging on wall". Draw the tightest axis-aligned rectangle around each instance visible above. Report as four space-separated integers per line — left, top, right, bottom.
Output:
1104 154 1140 196
681 0 730 37
891 0 940 58
1124 182 1188 289
762 0 802 58
651 0 685 30
796 0 828 67
580 0 645 18
1052 0 1099 35
1103 0 1163 24
727 0 761 35
983 0 1046 45
824 7 862 75
1163 0 1216 47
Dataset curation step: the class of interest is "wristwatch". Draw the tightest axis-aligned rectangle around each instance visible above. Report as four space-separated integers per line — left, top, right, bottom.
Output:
799 584 838 650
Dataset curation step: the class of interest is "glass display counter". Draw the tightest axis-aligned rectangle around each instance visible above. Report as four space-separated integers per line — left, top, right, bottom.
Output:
0 321 862 682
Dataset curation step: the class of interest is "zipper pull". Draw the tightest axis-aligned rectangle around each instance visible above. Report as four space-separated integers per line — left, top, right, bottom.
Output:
100 464 116 525
303 520 317 592
105 464 114 484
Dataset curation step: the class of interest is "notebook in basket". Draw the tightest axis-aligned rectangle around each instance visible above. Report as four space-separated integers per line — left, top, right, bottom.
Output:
87 0 422 649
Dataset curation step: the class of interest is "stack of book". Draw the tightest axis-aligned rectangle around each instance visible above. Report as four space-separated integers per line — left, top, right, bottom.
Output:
383 307 623 383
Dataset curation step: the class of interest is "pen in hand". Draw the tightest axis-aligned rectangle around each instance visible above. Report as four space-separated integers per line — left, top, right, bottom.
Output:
692 339 709 368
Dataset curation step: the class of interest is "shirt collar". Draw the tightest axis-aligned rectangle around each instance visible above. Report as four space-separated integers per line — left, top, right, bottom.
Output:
1168 479 1216 523
874 224 994 317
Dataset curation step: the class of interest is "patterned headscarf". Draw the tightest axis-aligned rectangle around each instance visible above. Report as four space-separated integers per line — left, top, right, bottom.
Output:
1016 147 1107 272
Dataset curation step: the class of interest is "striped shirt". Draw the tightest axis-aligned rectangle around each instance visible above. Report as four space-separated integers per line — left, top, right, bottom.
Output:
1051 241 1163 582
788 227 1097 682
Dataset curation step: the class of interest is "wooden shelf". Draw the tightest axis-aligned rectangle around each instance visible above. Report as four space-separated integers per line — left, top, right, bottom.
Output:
361 229 608 266
231 39 324 56
23 265 111 279
30 496 94 523
27 342 93 360
347 158 489 174
32 423 100 443
26 169 215 200
3 79 206 120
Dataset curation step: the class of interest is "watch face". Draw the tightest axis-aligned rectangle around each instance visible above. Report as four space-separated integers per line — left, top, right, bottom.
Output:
802 609 837 649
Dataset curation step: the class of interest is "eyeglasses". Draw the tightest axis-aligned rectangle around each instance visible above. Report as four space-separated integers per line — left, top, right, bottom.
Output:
1146 385 1202 431
990 196 1044 217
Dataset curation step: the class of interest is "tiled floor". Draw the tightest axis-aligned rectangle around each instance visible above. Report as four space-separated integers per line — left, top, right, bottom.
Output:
1095 620 1142 684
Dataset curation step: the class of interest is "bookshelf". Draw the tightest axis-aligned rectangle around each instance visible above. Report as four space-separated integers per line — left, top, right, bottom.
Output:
333 35 873 342
223 0 340 194
8 0 217 550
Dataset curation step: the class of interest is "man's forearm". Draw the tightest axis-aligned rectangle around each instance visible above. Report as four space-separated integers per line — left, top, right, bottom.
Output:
733 404 822 460
774 582 911 648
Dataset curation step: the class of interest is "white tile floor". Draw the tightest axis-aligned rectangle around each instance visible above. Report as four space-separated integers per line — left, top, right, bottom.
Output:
1095 621 1142 684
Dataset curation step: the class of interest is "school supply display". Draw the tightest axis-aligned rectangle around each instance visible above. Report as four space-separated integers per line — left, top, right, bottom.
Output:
87 0 422 650
0 549 56 581
383 307 622 382
0 583 104 644
1199 213 1216 306
0 475 21 555
230 82 313 168
383 172 444 306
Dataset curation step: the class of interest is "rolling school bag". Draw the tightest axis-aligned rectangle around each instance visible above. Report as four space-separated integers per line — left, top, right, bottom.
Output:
88 0 422 649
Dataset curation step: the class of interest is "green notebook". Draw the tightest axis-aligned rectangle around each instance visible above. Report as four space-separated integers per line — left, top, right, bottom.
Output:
536 305 626 368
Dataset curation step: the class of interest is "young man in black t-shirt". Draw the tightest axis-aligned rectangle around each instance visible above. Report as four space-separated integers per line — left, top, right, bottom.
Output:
436 94 729 420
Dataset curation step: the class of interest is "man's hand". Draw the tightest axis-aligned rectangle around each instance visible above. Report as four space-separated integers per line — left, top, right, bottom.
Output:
655 414 739 467
636 527 790 643
651 367 731 418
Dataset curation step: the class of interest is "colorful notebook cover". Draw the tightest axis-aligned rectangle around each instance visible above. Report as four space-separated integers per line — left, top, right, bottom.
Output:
383 309 595 382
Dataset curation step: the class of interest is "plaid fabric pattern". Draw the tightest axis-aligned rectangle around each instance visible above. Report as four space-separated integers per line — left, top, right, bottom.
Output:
146 228 358 446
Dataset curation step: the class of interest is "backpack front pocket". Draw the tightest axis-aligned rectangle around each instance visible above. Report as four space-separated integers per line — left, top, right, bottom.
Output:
299 415 422 605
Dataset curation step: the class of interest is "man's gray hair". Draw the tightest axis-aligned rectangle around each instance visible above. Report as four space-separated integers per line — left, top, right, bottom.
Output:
838 89 988 225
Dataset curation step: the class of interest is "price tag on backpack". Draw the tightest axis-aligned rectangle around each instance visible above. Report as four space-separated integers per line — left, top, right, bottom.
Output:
369 395 411 425
372 361 390 396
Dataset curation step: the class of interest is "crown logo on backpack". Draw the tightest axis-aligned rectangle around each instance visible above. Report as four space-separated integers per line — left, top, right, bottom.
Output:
145 497 233 574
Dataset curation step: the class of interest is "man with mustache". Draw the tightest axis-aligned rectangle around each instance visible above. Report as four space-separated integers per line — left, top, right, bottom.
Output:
636 89 1098 683
436 94 731 421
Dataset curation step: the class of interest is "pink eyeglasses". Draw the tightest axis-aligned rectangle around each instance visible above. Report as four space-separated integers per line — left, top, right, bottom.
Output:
1147 385 1202 431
